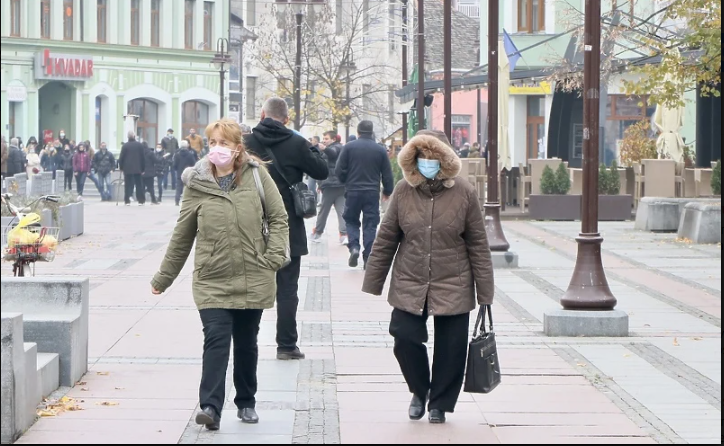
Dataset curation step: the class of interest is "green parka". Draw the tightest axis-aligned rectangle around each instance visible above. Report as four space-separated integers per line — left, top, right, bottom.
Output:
151 158 289 310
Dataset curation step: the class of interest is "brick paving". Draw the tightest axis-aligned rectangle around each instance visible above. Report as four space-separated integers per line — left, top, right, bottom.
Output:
2 200 720 444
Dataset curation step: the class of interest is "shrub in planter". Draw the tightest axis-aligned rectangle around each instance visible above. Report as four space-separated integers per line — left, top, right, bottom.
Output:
541 166 558 195
713 160 721 196
599 161 622 195
555 162 571 195
531 163 579 220
390 155 404 185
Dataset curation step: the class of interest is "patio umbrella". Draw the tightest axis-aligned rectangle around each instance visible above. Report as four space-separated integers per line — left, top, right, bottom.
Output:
498 40 512 172
653 102 685 163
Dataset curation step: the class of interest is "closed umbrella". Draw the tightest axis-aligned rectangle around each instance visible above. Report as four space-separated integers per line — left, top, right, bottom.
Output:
653 102 685 163
498 40 512 172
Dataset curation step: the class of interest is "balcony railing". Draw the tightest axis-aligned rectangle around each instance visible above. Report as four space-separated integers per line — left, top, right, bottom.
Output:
457 4 479 18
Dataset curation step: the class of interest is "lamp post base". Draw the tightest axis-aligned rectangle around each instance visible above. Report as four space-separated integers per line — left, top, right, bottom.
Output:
561 233 617 310
484 203 510 252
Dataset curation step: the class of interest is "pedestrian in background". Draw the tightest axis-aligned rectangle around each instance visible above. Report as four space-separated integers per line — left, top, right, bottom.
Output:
311 131 348 245
162 128 180 190
307 136 322 206
1 137 8 178
119 131 147 206
93 142 116 201
244 97 329 361
336 121 394 269
362 130 494 425
187 128 204 157
154 143 171 203
72 142 92 195
142 142 160 205
173 140 198 206
151 118 290 430
59 144 74 191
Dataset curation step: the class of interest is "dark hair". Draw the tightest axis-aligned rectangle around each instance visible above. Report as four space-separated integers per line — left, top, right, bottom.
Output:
323 131 337 140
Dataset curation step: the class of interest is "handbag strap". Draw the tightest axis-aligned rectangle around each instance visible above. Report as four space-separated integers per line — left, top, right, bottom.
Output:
251 166 269 226
251 133 293 189
472 305 494 338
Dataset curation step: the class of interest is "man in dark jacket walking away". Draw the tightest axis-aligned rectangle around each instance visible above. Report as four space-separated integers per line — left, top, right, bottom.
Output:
336 121 394 269
173 140 198 206
154 143 171 202
118 131 146 206
244 97 329 361
93 142 116 201
311 131 348 245
142 143 159 205
162 128 180 190
6 138 25 177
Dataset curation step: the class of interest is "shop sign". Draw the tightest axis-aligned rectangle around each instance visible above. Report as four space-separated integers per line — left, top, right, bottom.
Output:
510 81 552 96
35 49 94 81
7 85 27 102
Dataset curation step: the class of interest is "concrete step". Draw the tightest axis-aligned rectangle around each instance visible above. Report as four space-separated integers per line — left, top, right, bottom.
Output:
36 353 60 399
22 343 40 410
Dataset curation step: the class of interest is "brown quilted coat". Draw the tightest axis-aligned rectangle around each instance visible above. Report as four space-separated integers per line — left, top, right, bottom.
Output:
362 131 494 317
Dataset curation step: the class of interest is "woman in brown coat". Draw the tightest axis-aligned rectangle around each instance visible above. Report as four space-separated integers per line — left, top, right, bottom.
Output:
362 130 494 424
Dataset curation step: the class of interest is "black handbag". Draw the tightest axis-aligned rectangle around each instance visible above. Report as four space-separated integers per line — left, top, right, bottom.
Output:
256 138 317 219
463 305 501 394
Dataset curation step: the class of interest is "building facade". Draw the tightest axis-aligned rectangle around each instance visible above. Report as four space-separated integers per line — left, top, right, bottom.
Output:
478 0 697 168
1 0 229 152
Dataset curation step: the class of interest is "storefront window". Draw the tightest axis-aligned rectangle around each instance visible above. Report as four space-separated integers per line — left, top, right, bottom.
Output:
603 95 655 165
182 101 210 137
128 99 159 146
451 115 471 150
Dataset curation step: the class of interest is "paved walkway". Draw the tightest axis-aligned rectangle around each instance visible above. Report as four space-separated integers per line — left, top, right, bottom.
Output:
3 199 720 444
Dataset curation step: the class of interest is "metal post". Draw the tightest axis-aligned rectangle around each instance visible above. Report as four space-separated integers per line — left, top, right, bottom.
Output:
477 88 482 145
220 69 225 118
345 69 351 141
561 0 616 310
484 0 510 252
443 0 452 140
401 0 409 145
294 12 303 130
416 0 425 131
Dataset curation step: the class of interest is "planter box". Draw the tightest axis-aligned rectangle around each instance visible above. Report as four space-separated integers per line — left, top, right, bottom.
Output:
529 195 582 221
58 205 73 241
599 195 634 221
71 202 84 237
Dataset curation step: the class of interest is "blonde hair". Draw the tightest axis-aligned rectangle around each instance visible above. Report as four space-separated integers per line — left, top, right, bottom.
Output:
204 118 265 184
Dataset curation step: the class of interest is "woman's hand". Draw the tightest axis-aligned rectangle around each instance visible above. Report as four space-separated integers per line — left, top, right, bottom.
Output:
151 287 162 295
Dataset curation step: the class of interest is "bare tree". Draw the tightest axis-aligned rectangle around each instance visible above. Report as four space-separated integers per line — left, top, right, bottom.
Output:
248 1 400 132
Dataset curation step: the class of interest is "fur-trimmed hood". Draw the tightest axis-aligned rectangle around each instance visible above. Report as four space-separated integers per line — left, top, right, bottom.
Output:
397 133 462 188
181 155 259 188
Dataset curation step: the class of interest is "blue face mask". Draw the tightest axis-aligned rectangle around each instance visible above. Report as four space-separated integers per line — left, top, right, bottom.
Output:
417 159 441 180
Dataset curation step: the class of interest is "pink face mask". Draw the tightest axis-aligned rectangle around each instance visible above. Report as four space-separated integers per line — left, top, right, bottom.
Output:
208 146 235 167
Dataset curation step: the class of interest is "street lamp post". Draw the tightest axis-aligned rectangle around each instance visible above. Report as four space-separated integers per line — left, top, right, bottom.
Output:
294 12 303 130
484 0 511 252
561 0 617 310
340 54 356 141
401 0 409 145
211 38 232 118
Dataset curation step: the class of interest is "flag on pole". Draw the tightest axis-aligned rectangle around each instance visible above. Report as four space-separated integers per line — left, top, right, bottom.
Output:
503 29 521 72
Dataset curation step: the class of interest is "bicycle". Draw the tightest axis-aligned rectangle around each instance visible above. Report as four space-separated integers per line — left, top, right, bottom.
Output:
1 193 61 277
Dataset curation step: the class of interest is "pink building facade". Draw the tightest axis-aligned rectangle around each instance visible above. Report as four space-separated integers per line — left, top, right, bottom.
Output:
429 88 488 150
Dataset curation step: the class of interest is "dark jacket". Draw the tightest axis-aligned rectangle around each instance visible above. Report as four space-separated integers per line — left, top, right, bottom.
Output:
1 142 8 174
173 148 198 174
154 150 170 176
57 151 73 171
6 145 25 177
319 142 345 190
143 149 159 178
162 135 180 158
93 149 116 176
336 134 394 196
244 118 329 257
119 139 146 175
41 151 56 172
362 133 494 317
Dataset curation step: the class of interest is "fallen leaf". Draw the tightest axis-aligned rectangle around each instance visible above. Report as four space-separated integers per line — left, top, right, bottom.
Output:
97 401 120 407
80 388 89 392
673 337 680 346
76 381 87 386
96 372 110 376
576 363 587 367
623 354 631 358
37 409 58 417
114 387 125 390
690 337 703 341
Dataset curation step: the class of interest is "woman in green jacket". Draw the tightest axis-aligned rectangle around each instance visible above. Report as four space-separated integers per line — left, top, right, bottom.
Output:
151 118 289 431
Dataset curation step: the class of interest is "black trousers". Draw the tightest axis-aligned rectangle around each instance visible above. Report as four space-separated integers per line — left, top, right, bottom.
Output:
124 173 145 204
143 177 157 203
199 309 263 416
389 306 470 413
276 256 302 351
156 175 164 201
343 190 380 261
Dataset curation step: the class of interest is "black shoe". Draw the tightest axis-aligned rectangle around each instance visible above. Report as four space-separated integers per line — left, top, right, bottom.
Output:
276 348 306 361
237 408 259 424
195 406 220 431
429 409 446 424
349 248 360 268
409 394 426 421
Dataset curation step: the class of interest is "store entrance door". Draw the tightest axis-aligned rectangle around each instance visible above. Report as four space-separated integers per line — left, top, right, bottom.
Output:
39 81 76 142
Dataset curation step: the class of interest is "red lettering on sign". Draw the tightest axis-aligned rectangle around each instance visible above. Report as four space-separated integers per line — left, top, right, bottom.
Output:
39 50 94 79
87 60 94 77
